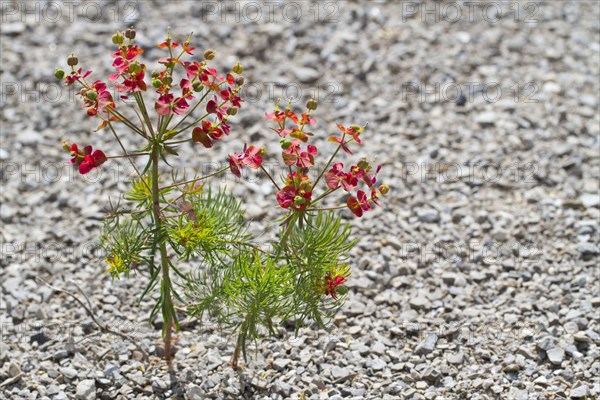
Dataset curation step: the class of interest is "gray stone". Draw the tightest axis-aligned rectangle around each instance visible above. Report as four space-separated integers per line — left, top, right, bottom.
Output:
446 352 464 365
59 367 78 380
580 193 599 208
570 385 590 398
76 379 96 400
293 67 321 83
546 347 565 365
272 358 292 371
415 334 437 355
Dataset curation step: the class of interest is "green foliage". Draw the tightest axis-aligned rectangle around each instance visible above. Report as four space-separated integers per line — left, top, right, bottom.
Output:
184 211 355 361
165 188 252 262
100 218 149 279
279 212 356 331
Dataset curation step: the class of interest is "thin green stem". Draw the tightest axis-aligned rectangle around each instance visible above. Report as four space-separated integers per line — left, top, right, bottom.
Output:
159 167 228 190
170 89 211 132
311 187 337 204
105 106 146 138
313 133 346 189
150 147 174 361
134 92 156 138
107 152 149 159
260 165 280 191
106 121 151 192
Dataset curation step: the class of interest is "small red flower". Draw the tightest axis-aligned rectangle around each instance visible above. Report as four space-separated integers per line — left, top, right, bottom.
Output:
325 163 359 191
281 140 317 168
67 144 107 175
228 144 263 178
81 80 115 116
347 190 371 217
157 39 179 48
65 68 92 86
265 110 286 123
323 273 347 300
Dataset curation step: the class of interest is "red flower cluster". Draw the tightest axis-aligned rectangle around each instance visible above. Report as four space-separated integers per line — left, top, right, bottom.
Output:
109 44 146 96
276 172 313 210
65 142 107 175
264 99 388 218
325 160 383 217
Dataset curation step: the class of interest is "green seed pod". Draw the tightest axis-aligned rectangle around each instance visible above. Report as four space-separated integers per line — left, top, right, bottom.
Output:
125 27 136 39
67 54 78 66
235 76 244 86
86 90 97 100
227 107 238 116
232 61 243 74
112 32 124 45
204 49 216 60
152 79 162 88
54 68 65 80
379 184 390 195
163 75 172 85
306 97 318 111
192 81 203 92
357 161 369 170
151 69 160 79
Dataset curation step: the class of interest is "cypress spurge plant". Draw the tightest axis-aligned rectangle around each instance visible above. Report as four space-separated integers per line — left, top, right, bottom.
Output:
57 29 389 366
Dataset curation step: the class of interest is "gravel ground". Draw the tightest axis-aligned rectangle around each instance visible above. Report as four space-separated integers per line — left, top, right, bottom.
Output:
1 1 599 399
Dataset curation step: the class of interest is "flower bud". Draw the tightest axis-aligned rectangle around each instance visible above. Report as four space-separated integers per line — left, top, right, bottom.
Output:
86 90 97 100
79 88 87 97
357 158 369 170
152 79 162 88
67 54 78 66
125 27 136 39
227 107 238 116
112 32 124 45
163 75 172 85
350 125 363 133
62 140 71 152
204 49 216 60
192 81 203 92
281 140 292 149
232 61 243 74
129 63 141 73
294 196 307 206
379 184 390 195
235 76 244 86
54 68 65 80
259 146 266 156
151 69 160 79
306 97 318 111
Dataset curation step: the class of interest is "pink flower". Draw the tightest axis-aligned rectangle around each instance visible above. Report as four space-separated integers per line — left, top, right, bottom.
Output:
281 140 317 168
323 273 347 300
228 144 263 178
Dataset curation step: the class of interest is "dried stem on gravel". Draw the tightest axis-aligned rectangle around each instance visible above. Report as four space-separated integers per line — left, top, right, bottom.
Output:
35 277 149 361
